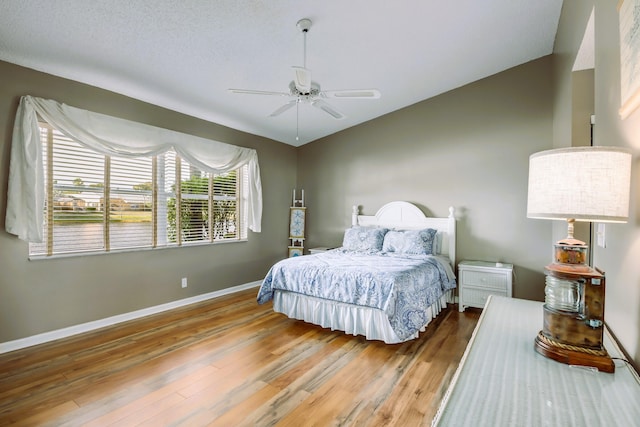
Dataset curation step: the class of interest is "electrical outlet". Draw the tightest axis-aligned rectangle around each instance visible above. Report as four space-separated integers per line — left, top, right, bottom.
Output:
181 277 188 288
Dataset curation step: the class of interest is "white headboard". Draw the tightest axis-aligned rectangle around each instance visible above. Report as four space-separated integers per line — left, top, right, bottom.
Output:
352 201 456 264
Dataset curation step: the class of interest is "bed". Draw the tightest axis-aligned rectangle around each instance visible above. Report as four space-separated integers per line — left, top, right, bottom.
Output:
257 201 457 344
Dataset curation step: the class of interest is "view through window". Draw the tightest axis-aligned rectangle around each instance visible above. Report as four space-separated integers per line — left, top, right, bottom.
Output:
29 124 247 257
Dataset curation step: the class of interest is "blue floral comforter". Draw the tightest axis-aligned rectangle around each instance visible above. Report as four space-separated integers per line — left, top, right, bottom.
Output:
257 249 456 340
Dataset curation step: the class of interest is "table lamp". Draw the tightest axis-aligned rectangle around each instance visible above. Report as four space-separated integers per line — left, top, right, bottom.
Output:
527 146 632 373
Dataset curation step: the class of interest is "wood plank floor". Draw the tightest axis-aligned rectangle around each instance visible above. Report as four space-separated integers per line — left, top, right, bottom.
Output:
0 288 480 426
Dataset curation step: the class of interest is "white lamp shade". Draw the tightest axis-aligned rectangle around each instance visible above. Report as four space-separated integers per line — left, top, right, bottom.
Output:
527 147 632 223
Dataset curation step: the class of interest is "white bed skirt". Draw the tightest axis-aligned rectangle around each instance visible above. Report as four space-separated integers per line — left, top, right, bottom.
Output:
272 289 454 344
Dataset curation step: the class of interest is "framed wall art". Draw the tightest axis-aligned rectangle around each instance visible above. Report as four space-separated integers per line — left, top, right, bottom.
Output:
288 189 306 257
619 0 640 118
289 207 306 238
287 246 304 257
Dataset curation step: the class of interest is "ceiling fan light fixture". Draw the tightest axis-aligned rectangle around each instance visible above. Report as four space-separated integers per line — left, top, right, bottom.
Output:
292 66 312 93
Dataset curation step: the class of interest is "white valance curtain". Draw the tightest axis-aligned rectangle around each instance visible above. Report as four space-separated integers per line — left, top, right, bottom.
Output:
6 95 262 243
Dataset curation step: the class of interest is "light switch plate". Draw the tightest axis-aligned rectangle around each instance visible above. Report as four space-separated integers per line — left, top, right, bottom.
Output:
597 223 606 248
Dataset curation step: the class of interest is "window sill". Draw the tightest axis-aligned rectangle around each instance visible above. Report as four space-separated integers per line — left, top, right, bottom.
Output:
28 238 248 261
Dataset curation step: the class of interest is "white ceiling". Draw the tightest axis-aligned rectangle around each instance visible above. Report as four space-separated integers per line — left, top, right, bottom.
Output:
0 1 563 146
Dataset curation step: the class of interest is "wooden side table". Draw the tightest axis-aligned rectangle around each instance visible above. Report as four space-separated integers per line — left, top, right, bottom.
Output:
458 260 513 312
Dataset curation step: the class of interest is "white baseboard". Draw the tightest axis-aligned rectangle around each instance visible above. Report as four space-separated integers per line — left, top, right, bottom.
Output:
0 280 262 355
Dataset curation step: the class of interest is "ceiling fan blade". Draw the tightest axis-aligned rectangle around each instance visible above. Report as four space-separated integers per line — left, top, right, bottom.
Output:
312 99 345 119
322 89 381 99
269 100 297 117
228 88 290 96
292 66 312 93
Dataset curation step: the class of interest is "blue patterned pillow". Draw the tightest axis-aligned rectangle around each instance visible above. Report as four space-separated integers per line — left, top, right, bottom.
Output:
382 228 437 255
342 227 388 252
381 230 405 253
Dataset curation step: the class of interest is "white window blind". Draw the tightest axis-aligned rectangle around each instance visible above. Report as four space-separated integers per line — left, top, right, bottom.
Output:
109 154 153 250
29 124 247 257
212 169 241 240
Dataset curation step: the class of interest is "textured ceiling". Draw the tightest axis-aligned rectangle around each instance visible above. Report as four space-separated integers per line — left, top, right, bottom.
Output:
0 1 563 146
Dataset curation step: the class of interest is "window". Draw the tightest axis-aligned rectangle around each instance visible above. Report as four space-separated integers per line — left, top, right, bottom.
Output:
29 124 248 257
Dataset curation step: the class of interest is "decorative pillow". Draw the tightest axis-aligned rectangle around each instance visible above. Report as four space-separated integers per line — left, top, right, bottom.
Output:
342 226 388 252
381 230 405 253
382 228 437 255
402 228 437 255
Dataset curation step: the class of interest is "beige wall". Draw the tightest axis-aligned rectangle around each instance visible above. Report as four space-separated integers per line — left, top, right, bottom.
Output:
571 70 595 253
553 1 640 367
298 57 555 302
572 69 595 148
0 60 297 342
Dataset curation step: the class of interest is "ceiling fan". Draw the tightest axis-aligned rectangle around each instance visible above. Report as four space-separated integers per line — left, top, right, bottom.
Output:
228 18 381 140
